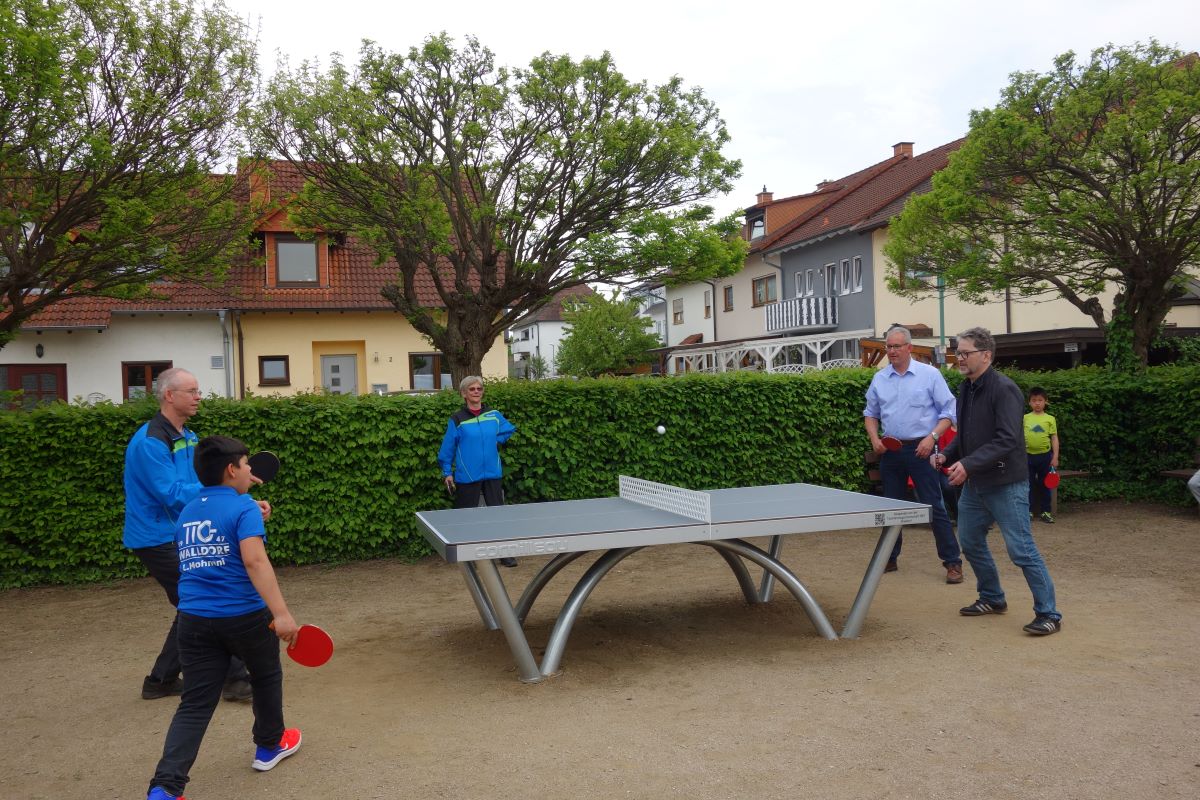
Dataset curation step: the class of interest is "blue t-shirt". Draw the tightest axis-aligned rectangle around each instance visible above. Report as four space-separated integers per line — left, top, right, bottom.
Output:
176 486 267 618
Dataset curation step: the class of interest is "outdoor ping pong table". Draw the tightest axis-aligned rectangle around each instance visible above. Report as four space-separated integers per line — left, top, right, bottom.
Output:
415 476 930 683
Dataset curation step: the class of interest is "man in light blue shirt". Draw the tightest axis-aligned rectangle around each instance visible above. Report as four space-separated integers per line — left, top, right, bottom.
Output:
864 325 963 583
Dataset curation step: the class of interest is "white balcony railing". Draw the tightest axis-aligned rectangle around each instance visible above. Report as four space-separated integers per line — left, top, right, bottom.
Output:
764 295 838 333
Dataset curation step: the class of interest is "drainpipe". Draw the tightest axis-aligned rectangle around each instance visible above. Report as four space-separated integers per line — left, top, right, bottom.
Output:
235 311 246 399
218 309 232 398
705 279 719 346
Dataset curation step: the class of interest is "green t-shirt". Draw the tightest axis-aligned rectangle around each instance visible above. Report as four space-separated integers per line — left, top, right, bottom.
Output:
1023 412 1057 454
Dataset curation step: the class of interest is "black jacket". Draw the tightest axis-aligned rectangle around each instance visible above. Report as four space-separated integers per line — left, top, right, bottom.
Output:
942 366 1028 488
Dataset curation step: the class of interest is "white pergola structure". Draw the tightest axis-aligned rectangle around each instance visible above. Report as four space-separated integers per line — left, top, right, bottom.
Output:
668 328 873 373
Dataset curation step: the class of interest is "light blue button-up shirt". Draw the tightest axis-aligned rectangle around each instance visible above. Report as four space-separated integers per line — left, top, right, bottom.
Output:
863 360 956 439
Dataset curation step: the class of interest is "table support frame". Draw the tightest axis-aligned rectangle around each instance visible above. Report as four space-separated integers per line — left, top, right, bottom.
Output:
459 525 903 683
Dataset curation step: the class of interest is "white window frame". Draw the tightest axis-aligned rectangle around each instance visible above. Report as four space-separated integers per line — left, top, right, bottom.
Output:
839 259 852 296
824 263 837 296
852 256 863 292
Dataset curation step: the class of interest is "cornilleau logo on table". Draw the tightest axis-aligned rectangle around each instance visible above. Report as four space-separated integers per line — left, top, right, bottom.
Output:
473 539 568 559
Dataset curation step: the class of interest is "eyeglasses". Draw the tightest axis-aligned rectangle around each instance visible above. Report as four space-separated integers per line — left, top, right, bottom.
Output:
884 343 909 351
173 388 203 396
955 350 981 358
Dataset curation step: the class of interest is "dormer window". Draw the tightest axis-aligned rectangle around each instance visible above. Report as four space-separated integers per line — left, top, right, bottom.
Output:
749 216 765 239
276 236 318 285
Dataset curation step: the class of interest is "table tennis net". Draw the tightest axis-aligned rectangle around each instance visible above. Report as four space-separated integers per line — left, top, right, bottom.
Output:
618 476 711 523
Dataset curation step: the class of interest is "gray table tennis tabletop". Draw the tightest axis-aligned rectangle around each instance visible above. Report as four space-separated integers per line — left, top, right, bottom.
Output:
415 481 930 683
417 482 930 562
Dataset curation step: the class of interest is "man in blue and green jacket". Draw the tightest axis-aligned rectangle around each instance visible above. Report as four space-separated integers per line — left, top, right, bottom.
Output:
123 368 267 701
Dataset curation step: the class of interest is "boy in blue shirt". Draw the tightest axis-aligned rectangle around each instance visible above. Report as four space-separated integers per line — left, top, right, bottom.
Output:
145 436 302 800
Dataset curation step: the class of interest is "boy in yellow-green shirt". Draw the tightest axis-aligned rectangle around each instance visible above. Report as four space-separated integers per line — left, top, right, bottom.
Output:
1024 387 1060 523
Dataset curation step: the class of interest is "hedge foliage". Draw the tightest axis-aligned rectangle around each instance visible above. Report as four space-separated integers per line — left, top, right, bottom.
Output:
2 365 1197 588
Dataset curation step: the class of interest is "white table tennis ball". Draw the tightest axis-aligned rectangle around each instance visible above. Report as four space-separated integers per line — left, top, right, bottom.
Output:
656 425 666 435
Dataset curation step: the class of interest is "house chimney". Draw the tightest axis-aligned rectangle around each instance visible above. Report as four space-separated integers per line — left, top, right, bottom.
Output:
816 179 832 190
893 141 914 158
756 185 773 205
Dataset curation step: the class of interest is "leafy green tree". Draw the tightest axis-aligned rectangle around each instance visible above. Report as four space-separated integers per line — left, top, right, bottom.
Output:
555 291 662 377
524 354 549 380
884 42 1200 368
0 0 259 350
256 34 746 383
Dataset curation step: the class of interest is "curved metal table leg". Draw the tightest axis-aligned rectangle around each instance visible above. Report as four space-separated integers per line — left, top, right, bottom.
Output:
841 524 902 639
539 547 643 677
514 551 589 624
459 562 499 630
473 558 543 683
699 542 773 604
706 539 837 640
756 535 784 602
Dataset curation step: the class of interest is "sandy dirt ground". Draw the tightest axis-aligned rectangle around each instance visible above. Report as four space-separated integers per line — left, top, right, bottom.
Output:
2 501 1198 800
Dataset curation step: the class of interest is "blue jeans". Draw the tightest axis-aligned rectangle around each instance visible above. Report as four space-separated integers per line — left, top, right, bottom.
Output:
150 608 285 796
958 479 1060 620
1027 451 1053 515
880 443 961 565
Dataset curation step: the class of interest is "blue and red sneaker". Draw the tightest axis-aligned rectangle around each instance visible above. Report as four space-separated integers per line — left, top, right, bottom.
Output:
147 787 186 800
252 727 302 771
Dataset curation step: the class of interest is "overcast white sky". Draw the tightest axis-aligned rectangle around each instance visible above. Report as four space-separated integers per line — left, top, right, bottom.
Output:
227 0 1199 217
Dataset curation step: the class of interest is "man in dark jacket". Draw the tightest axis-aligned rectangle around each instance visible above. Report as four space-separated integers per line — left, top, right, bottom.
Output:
934 327 1062 636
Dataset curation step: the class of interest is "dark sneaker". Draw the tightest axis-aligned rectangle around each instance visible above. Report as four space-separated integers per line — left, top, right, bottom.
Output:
141 675 183 700
945 564 964 584
499 557 518 568
884 559 898 573
959 598 1008 616
1023 616 1062 635
1039 512 1055 524
253 727 302 771
147 787 186 800
222 678 252 702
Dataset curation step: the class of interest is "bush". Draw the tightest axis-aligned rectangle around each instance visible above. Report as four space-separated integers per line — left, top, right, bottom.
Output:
2 366 1196 588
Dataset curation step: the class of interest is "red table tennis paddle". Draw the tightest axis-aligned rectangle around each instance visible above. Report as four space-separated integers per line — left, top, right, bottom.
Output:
881 435 903 451
1044 467 1060 489
248 451 281 483
270 622 334 667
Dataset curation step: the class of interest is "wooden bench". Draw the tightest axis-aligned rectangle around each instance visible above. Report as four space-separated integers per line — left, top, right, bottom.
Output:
1159 436 1200 484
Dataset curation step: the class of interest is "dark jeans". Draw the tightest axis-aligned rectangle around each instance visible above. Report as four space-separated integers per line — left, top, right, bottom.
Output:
1027 451 1053 515
134 543 249 685
880 443 962 566
150 608 285 796
454 478 504 508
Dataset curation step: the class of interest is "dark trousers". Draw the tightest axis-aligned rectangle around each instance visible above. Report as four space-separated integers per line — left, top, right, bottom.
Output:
134 543 249 685
880 443 962 566
1027 451 1053 515
453 478 504 508
150 609 285 796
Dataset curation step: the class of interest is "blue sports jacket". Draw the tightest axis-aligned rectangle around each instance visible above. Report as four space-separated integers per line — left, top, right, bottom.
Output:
438 404 516 484
123 412 202 549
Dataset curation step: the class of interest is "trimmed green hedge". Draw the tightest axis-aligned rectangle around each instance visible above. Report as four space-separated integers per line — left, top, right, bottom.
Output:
2 366 1197 588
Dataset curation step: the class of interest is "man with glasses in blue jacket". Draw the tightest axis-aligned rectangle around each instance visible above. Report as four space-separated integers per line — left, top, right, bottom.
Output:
123 368 271 699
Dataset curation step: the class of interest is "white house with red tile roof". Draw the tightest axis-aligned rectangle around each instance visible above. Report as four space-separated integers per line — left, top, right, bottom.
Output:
1 161 508 405
507 284 596 378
